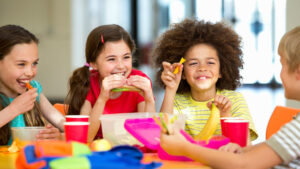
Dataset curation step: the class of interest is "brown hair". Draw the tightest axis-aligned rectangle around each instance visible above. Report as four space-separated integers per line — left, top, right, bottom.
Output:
153 19 243 93
65 24 136 115
0 25 45 145
278 26 300 73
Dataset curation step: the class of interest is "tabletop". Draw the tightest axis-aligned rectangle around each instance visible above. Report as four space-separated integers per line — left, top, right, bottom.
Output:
0 146 210 169
143 153 211 169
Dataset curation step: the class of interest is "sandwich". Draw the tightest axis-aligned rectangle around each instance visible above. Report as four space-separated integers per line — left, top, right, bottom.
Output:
112 85 142 92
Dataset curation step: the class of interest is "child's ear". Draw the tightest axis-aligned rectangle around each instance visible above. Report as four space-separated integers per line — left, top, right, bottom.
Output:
90 62 98 70
219 73 222 78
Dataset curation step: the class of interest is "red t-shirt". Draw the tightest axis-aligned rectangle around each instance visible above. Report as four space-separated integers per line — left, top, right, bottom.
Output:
86 69 153 139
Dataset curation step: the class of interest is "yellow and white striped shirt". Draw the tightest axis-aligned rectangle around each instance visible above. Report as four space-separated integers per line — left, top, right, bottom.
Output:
174 89 258 140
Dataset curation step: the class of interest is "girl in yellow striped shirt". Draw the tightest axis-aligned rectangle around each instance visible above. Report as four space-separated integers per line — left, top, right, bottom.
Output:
153 19 257 142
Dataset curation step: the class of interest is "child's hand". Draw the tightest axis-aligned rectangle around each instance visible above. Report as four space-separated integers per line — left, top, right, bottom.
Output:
126 75 154 102
9 88 38 115
36 124 63 140
99 74 126 101
161 61 183 91
218 143 243 154
207 95 232 117
160 129 188 156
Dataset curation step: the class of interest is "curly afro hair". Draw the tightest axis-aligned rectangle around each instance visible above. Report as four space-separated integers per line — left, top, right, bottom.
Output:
152 18 244 93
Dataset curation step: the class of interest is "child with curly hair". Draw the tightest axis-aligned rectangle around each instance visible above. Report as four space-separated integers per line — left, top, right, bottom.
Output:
160 25 300 169
153 19 257 142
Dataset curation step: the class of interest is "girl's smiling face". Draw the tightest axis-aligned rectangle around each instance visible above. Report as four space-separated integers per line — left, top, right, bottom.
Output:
0 42 39 98
183 43 221 94
91 40 132 80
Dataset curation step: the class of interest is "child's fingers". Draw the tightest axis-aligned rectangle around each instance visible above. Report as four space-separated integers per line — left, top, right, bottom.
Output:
162 61 172 70
206 101 212 109
37 128 61 140
177 64 184 75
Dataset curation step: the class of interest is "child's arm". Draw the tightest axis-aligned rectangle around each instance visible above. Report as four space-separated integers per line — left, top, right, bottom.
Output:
160 130 282 169
0 89 37 127
37 93 66 140
160 61 183 114
81 99 105 142
38 93 65 131
85 74 126 142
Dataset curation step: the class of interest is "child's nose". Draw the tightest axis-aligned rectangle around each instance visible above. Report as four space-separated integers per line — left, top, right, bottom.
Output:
24 66 34 76
197 63 207 71
116 60 125 69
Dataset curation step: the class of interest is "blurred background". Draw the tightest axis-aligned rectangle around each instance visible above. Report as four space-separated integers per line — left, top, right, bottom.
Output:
1 0 300 144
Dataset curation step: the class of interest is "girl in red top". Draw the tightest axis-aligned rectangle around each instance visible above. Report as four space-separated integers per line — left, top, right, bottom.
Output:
66 24 155 142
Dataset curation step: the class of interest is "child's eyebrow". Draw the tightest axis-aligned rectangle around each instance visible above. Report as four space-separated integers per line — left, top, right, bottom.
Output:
16 58 40 62
122 52 131 56
185 58 198 61
105 55 116 59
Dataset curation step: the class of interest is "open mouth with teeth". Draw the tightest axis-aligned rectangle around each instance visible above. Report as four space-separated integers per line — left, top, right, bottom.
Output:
18 80 30 88
112 72 126 76
197 76 210 80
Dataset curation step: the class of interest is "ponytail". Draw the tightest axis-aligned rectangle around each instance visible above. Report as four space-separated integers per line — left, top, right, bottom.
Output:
65 66 91 115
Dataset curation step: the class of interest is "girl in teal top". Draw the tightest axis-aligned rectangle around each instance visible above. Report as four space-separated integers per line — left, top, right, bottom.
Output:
0 25 65 145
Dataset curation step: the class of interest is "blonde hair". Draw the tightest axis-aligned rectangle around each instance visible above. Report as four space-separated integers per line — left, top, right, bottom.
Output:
278 26 300 72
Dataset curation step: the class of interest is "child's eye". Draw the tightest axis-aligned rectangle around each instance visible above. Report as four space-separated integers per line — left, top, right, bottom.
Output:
208 61 215 65
18 63 25 66
124 55 131 59
189 62 198 66
33 61 39 66
107 58 115 61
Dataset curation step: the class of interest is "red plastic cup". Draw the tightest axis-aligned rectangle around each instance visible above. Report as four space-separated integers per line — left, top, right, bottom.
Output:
224 119 249 147
64 122 89 143
220 117 244 137
65 115 89 122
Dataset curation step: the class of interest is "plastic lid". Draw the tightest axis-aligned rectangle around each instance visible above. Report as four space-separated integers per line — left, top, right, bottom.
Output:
124 118 161 150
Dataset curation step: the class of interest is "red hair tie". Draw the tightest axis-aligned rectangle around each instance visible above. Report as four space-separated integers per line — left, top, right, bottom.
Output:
101 34 104 44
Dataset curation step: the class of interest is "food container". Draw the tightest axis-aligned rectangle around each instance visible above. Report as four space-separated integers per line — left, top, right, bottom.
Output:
100 112 160 146
11 127 45 142
124 118 230 161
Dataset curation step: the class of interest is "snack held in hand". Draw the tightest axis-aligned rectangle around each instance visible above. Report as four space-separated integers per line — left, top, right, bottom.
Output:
26 82 33 89
194 103 220 141
173 57 186 74
90 139 112 151
112 85 142 92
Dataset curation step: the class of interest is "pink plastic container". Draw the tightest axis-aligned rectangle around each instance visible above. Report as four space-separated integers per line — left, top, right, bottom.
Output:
124 118 230 161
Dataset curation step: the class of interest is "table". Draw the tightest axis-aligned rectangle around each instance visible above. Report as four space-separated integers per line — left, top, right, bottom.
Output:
0 146 18 169
143 153 211 169
0 148 210 169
